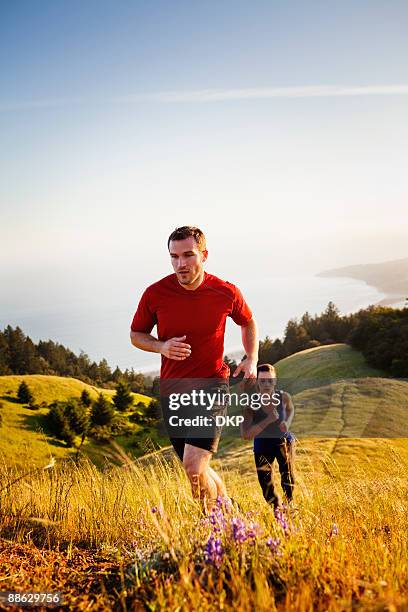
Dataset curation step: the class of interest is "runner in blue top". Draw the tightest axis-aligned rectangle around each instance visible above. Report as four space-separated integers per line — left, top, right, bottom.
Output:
241 363 296 509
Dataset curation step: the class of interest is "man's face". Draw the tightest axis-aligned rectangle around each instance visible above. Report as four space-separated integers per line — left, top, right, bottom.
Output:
257 371 276 394
169 236 208 286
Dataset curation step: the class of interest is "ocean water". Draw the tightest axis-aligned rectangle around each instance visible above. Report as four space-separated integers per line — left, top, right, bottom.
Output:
0 274 386 373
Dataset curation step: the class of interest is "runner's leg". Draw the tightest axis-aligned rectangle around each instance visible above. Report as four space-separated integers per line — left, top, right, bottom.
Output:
183 444 218 512
208 466 228 498
276 439 295 502
170 439 227 497
254 452 281 508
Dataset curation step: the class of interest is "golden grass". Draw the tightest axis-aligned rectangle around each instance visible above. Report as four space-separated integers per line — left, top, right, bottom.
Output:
0 350 407 609
0 437 407 610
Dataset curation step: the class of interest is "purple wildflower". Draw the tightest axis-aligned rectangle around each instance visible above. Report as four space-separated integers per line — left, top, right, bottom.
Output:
246 521 259 540
266 536 282 556
151 506 158 514
230 517 260 544
274 506 289 533
204 534 224 568
208 501 227 532
231 517 248 543
329 523 339 537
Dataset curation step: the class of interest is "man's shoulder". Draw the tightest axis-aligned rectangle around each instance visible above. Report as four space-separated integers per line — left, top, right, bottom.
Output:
144 273 177 294
205 272 240 296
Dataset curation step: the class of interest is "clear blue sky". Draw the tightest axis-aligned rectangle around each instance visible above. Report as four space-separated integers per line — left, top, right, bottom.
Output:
1 1 407 367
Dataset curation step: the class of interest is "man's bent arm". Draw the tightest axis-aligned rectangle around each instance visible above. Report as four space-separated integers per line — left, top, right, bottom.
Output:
241 407 280 440
233 318 259 378
130 331 163 354
241 318 259 360
130 331 192 361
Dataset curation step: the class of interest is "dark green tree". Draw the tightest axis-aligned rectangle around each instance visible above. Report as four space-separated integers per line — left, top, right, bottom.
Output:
46 402 76 447
113 381 134 412
65 400 90 436
283 320 311 355
80 389 92 407
5 326 27 373
151 376 161 398
17 381 34 404
112 366 123 383
91 393 115 427
98 358 112 383
144 398 160 422
0 332 11 375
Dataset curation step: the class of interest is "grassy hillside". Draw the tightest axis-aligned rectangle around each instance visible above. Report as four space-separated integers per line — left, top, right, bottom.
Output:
0 375 153 468
0 374 150 405
0 434 407 609
291 377 407 438
1 347 406 469
0 349 407 608
274 343 386 394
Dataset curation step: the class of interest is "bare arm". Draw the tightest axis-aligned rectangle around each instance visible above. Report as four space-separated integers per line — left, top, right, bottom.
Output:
241 407 280 440
130 331 163 354
233 318 259 379
242 318 258 360
283 392 295 428
130 331 191 360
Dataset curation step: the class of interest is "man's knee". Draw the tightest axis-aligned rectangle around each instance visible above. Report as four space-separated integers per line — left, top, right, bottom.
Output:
183 456 205 481
183 445 211 478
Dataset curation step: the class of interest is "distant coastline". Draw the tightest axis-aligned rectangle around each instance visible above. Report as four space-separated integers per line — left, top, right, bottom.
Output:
317 257 408 308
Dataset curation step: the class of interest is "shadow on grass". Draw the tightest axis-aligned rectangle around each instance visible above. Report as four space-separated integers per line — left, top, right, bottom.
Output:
19 412 68 449
0 395 23 404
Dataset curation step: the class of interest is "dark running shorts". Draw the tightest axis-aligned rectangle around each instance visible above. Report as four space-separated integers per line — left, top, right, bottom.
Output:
160 380 230 461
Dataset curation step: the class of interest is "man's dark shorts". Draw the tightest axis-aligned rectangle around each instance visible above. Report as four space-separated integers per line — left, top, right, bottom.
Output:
160 379 230 461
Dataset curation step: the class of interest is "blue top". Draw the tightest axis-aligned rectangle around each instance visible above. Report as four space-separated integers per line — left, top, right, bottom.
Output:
252 389 295 454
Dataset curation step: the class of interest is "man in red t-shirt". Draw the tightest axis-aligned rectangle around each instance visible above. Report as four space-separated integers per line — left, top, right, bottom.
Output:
130 226 258 510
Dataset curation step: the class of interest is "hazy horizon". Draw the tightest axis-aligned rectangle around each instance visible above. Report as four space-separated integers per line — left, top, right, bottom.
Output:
1 1 407 371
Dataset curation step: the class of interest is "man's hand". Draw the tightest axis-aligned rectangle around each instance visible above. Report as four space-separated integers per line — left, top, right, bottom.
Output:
160 335 191 360
264 406 279 421
233 357 257 379
278 420 288 433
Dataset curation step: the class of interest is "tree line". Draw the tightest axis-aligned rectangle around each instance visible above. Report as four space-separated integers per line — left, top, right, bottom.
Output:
1 301 407 388
0 325 152 393
257 302 408 377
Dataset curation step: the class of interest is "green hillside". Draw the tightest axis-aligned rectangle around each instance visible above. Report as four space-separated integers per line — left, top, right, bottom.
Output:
274 343 386 394
0 374 150 405
0 375 153 468
1 348 407 474
220 344 407 464
274 345 407 456
291 377 407 438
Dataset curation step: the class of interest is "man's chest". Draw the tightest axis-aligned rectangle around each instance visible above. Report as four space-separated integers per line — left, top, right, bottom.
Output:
155 292 232 337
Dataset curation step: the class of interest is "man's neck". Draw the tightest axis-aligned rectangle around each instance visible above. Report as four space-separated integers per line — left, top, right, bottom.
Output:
177 269 205 291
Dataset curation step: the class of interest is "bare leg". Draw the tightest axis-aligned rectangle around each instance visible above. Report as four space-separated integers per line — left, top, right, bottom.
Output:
183 444 223 512
208 466 228 498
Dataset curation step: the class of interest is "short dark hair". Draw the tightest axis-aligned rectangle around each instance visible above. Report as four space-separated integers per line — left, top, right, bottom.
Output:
257 363 276 377
167 226 206 251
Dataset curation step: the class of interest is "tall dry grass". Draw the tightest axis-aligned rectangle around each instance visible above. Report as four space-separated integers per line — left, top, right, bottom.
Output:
0 440 407 610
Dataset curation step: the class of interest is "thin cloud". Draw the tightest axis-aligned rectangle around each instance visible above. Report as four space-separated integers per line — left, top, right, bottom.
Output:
1 84 408 112
151 84 408 103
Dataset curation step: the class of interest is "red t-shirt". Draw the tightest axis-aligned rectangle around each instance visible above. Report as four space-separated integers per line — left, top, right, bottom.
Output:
131 271 253 381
